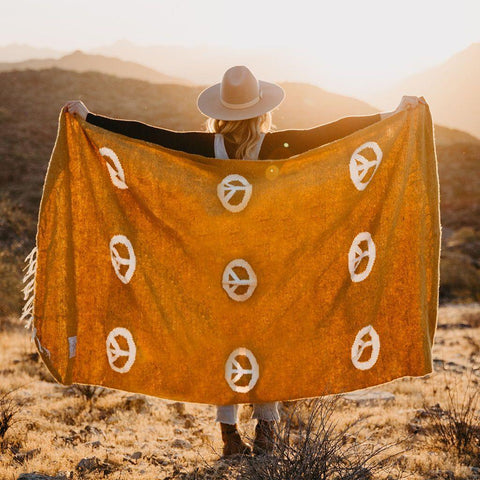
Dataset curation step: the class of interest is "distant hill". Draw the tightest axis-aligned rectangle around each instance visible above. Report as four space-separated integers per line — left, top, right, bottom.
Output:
0 43 66 62
4 40 478 137
367 43 480 138
434 124 480 147
90 39 313 86
0 50 192 85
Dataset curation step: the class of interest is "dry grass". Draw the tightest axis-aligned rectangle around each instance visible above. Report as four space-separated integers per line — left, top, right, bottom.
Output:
238 397 408 480
0 304 479 479
421 371 479 462
0 388 23 449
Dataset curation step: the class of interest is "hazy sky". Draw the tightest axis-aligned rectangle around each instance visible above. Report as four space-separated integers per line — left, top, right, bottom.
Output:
2 0 479 95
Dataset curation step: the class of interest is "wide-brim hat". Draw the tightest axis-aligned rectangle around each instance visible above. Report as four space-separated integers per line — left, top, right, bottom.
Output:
197 65 285 121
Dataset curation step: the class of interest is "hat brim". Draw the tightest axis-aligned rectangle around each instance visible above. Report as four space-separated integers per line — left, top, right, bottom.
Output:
197 80 285 121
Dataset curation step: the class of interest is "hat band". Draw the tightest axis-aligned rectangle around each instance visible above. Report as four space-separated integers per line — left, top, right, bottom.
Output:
220 88 263 110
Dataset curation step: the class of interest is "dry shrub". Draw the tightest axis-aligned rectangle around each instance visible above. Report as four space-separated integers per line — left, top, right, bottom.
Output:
15 349 56 383
240 396 407 480
169 462 235 480
461 309 480 329
0 193 36 320
69 384 107 403
0 388 22 451
422 371 480 464
440 250 480 303
0 246 24 321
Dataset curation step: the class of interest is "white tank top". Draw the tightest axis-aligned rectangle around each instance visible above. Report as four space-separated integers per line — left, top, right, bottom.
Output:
214 133 266 160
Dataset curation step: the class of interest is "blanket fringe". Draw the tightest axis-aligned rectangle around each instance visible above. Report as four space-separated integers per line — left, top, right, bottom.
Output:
21 245 37 339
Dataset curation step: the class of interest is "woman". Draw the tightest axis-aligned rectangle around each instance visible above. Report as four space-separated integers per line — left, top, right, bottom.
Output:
64 65 424 456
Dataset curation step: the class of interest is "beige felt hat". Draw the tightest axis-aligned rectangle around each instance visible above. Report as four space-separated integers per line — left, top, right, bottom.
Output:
197 65 285 121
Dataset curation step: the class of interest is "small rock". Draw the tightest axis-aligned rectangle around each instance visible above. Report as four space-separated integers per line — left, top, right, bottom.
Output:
14 448 41 464
145 454 170 466
85 440 101 448
171 438 192 449
174 428 185 435
342 389 395 405
168 402 186 415
123 450 143 463
76 457 99 472
84 425 104 437
184 414 195 428
76 457 113 474
123 394 150 413
438 323 472 330
444 361 466 373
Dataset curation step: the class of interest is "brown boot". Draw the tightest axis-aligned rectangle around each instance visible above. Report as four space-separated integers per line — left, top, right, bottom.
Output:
220 423 252 456
253 419 275 455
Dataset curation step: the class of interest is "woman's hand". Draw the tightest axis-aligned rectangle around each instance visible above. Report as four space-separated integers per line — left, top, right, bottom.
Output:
63 100 90 120
393 95 426 114
380 95 427 120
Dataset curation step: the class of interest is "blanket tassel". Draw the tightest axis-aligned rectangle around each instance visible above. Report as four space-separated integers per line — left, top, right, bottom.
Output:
21 245 37 340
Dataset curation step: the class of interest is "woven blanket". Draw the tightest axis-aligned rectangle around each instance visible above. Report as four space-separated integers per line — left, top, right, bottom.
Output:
22 103 440 405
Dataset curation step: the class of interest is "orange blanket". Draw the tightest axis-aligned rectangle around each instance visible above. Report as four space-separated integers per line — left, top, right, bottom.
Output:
22 104 440 404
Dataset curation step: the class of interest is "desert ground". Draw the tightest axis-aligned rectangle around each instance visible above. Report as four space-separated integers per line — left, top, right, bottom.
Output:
0 303 479 480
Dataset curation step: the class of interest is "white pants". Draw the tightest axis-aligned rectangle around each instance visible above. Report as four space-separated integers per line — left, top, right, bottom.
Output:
215 402 280 425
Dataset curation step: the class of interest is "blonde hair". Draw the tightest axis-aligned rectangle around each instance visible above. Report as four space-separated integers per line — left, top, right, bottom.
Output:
205 112 273 159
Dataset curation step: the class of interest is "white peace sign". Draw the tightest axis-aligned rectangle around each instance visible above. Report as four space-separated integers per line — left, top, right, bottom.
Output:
106 327 136 373
349 141 383 191
225 347 259 393
351 325 380 370
217 174 252 212
348 232 376 283
222 259 257 301
99 147 128 190
110 234 136 284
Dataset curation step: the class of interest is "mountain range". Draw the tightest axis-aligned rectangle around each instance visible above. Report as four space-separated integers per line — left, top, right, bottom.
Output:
367 43 480 139
0 40 478 138
0 43 65 62
0 50 191 85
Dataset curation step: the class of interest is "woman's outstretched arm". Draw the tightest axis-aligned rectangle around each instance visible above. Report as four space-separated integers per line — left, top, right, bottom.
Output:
63 100 214 157
262 113 382 159
261 96 426 159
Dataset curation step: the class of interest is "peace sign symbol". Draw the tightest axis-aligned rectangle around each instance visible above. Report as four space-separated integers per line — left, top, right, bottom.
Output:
110 234 136 284
351 325 380 370
222 259 257 301
225 347 259 393
106 327 136 373
348 232 376 283
99 147 128 190
217 174 252 212
349 141 383 191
